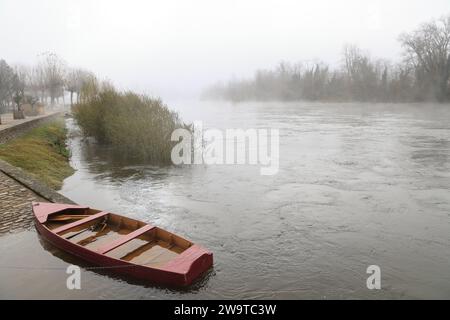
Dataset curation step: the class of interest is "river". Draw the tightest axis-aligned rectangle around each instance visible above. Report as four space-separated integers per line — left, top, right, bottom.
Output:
1 101 449 299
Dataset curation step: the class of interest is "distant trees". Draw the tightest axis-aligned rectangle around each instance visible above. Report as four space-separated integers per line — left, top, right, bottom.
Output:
38 52 66 106
66 68 83 107
0 60 28 119
0 53 100 120
11 68 26 119
342 45 380 101
399 16 450 101
204 54 393 103
0 60 16 116
13 65 32 118
205 14 450 103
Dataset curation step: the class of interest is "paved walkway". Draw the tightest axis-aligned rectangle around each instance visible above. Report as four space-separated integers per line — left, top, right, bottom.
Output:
0 171 45 235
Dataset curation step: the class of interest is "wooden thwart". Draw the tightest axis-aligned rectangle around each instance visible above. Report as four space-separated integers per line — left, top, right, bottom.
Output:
96 224 155 254
48 215 91 221
52 211 109 234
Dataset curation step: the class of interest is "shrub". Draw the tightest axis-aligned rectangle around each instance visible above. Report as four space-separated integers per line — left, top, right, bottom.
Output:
73 89 190 164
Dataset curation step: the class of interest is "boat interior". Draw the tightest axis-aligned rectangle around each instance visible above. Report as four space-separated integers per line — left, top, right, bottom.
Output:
44 208 193 268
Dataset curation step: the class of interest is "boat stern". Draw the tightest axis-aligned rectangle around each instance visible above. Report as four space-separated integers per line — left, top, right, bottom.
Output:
160 245 213 286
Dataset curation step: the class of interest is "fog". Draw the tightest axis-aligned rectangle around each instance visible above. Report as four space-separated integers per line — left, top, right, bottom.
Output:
1 0 449 99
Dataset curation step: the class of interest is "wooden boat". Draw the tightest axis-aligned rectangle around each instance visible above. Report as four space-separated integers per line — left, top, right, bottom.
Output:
32 202 213 287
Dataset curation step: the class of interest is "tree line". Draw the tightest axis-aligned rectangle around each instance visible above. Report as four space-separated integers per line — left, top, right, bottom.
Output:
0 52 96 119
204 15 450 103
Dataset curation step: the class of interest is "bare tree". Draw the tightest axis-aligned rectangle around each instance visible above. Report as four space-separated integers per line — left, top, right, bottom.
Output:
78 71 98 103
65 68 92 107
28 65 48 104
0 59 15 118
342 44 379 101
27 67 42 102
11 69 26 119
38 52 66 106
399 15 450 101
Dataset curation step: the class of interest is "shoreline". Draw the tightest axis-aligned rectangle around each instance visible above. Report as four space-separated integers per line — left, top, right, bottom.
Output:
0 112 76 205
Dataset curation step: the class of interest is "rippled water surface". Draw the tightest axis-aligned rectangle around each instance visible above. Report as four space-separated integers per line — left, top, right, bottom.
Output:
1 101 449 299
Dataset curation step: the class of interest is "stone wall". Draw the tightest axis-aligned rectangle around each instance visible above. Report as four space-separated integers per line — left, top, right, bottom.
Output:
0 112 64 145
0 159 75 204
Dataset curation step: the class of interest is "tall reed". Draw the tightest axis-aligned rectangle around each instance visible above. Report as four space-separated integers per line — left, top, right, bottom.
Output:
73 89 190 164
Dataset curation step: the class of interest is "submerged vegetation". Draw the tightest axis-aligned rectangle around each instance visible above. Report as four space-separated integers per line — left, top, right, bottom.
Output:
73 80 190 164
0 118 74 189
205 15 450 103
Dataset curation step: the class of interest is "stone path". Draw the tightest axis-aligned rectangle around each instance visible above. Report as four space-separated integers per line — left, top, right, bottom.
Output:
0 171 45 235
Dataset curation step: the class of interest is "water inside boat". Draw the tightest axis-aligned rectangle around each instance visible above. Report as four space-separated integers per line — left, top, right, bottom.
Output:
44 209 193 267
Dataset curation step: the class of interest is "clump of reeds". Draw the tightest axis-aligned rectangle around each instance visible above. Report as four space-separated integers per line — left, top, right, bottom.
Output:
73 86 190 164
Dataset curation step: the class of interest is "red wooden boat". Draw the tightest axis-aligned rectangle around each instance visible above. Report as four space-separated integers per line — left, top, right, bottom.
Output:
32 202 213 287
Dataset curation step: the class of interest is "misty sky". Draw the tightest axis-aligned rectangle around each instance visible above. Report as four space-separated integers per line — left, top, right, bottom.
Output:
1 0 449 98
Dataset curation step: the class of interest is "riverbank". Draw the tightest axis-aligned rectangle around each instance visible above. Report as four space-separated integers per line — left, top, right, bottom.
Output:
0 116 74 190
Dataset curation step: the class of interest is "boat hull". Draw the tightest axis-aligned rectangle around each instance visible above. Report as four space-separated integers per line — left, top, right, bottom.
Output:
33 204 213 287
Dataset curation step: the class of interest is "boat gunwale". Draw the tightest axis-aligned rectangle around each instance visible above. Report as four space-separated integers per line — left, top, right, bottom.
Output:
31 202 213 286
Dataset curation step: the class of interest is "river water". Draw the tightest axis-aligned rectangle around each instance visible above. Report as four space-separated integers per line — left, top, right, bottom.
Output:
1 101 449 299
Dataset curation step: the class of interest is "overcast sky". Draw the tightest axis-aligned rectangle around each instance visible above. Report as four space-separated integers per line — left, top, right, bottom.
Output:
1 0 449 98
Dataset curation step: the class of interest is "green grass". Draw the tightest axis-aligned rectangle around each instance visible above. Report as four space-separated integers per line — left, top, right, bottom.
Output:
0 118 75 190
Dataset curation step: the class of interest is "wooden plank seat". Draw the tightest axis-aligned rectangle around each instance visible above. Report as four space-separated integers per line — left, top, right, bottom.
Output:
48 215 91 222
52 211 109 234
95 224 155 254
